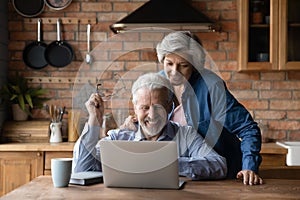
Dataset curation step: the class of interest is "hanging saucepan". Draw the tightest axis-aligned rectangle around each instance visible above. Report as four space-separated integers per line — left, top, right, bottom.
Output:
23 18 48 69
45 19 74 68
12 0 45 17
44 0 72 10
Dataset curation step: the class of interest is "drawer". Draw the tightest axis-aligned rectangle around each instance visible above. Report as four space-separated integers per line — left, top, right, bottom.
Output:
259 167 300 179
2 121 50 143
44 151 73 175
260 154 286 168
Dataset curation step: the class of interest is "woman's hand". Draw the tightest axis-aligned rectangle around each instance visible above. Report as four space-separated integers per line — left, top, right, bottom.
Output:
85 93 104 126
119 115 138 131
236 170 263 185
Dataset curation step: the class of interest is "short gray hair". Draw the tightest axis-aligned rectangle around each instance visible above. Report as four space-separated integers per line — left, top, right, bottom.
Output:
156 31 205 69
131 73 173 104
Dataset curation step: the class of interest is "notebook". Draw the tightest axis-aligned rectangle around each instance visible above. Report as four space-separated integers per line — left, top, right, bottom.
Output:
69 171 103 186
99 140 185 189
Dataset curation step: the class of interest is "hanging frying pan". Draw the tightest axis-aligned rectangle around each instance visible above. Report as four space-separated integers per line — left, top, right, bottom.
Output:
45 18 74 68
23 18 48 69
12 0 45 17
45 0 72 10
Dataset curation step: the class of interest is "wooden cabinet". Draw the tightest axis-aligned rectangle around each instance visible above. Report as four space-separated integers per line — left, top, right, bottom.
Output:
278 0 300 70
238 0 300 71
260 143 287 168
0 151 43 196
259 143 300 179
0 143 74 196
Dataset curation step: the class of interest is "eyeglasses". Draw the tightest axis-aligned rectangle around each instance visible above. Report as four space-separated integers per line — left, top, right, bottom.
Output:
96 73 126 101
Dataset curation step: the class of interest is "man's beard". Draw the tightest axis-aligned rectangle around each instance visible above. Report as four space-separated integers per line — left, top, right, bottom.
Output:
140 117 167 137
139 107 167 137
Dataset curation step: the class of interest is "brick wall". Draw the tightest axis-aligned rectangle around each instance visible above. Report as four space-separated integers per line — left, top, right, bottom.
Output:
6 0 300 141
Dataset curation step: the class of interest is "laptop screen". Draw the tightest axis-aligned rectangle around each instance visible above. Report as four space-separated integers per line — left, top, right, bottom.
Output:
99 140 183 189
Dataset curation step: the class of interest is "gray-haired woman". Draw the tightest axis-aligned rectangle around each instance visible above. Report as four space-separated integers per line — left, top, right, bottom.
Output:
156 31 263 185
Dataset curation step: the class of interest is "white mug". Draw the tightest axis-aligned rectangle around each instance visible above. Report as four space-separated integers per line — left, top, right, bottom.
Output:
256 53 269 62
51 158 73 187
50 122 62 143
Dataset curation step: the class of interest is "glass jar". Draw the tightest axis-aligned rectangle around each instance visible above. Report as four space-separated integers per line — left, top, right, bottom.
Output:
251 0 264 24
100 112 117 138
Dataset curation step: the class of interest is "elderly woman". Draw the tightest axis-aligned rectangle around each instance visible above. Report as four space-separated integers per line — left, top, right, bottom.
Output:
154 31 263 185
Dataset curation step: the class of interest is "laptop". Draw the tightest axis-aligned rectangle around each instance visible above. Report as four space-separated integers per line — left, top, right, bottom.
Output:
99 140 185 189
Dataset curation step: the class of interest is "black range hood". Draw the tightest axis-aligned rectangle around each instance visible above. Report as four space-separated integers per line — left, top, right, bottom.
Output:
110 0 220 33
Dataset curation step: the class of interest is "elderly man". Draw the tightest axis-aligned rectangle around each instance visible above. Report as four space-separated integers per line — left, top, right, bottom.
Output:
72 73 227 180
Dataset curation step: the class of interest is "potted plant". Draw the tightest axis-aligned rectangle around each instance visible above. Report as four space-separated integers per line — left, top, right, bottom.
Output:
0 73 49 121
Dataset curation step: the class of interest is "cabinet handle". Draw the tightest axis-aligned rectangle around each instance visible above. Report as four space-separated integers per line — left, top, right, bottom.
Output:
19 133 31 137
37 152 41 157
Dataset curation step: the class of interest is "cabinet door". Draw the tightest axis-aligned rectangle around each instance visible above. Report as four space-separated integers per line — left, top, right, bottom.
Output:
238 0 279 71
279 0 300 70
0 152 43 196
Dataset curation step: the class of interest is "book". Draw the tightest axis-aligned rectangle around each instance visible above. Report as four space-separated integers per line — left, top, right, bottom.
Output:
69 171 103 186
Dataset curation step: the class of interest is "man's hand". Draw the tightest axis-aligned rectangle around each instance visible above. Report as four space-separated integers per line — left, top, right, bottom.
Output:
85 93 104 126
236 170 263 185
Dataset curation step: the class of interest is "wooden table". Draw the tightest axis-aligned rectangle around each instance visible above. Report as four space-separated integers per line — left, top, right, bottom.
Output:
1 176 300 200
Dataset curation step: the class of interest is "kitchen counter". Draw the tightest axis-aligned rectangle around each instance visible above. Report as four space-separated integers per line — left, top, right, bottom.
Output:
0 142 285 152
0 142 74 151
259 142 300 179
260 142 287 154
2 176 300 200
260 142 288 168
0 141 285 154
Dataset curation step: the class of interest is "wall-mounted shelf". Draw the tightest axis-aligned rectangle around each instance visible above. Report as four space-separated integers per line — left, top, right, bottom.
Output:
26 77 98 84
24 17 97 25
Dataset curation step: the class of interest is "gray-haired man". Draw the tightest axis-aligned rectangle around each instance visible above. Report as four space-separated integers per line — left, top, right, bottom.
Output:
72 73 227 180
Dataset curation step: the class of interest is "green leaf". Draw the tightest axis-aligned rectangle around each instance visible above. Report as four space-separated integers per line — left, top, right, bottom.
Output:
11 85 21 94
18 95 25 110
25 94 33 108
10 94 17 101
0 72 50 113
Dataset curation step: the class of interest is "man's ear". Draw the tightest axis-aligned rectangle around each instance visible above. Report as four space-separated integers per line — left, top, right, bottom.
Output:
133 104 138 115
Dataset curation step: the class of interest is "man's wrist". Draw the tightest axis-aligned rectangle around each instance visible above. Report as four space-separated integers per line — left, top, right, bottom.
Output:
88 115 101 126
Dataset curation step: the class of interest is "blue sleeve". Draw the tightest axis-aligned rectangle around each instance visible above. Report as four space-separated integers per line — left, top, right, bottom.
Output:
176 126 227 180
213 82 262 172
72 123 102 173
